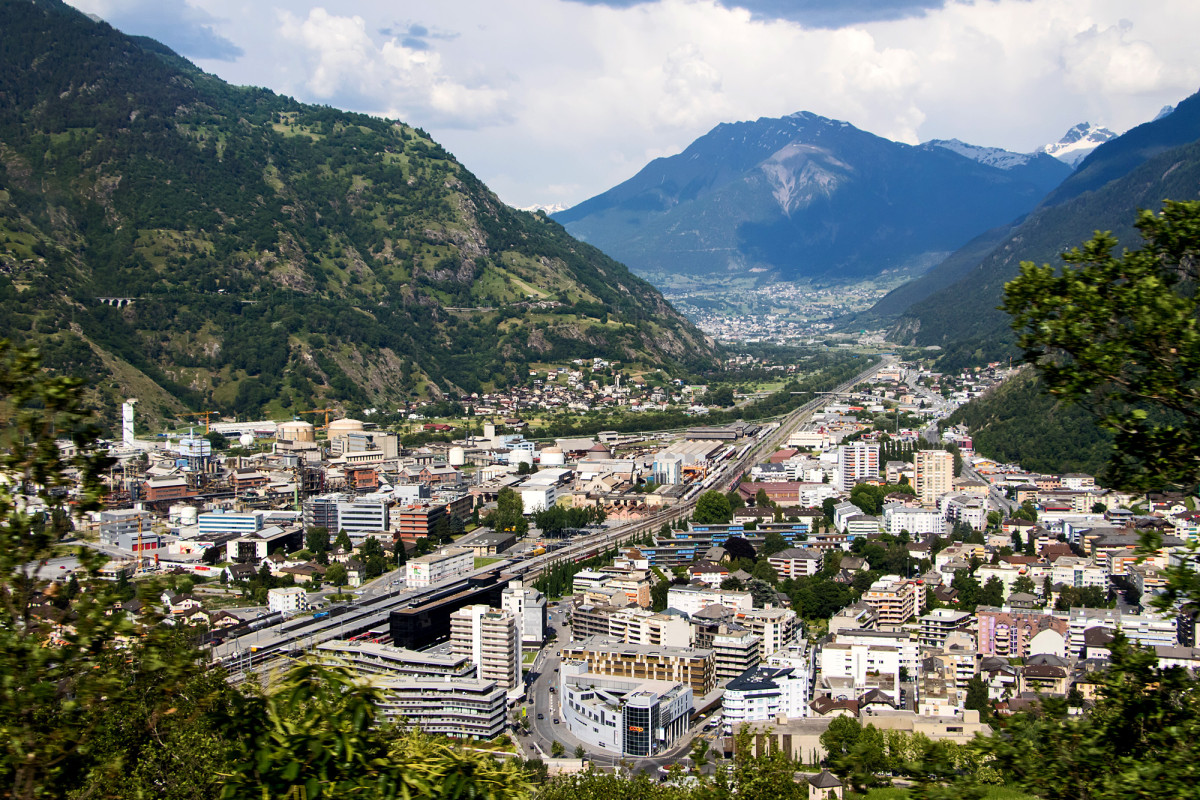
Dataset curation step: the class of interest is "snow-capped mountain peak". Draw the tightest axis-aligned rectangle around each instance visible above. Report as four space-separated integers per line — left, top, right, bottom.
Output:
1037 122 1118 168
520 203 566 215
922 138 1034 170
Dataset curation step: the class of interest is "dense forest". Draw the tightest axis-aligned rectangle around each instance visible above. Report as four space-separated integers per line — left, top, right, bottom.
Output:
0 0 717 427
943 366 1112 476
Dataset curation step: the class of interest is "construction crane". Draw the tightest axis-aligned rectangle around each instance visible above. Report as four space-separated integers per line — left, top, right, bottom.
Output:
182 411 219 434
297 408 337 430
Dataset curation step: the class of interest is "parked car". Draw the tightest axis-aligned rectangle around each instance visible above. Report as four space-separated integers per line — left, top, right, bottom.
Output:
537 713 544 720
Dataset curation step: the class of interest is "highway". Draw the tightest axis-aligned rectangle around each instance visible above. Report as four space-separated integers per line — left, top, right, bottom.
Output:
213 353 893 679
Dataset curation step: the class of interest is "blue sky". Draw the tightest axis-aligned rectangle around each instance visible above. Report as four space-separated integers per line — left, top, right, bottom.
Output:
67 0 1200 209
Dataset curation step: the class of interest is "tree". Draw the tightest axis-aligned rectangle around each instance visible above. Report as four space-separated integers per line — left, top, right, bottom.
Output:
306 526 331 556
979 635 1200 800
1003 200 1200 492
754 488 772 509
689 738 709 773
334 529 353 552
761 530 789 556
725 489 746 511
550 741 565 758
488 487 529 535
1011 574 1037 597
693 490 732 524
358 537 388 578
723 535 756 563
574 745 585 759
964 676 991 717
325 562 348 589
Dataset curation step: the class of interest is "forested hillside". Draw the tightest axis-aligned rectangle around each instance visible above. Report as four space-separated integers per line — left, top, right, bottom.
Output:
0 0 716 425
943 366 1111 476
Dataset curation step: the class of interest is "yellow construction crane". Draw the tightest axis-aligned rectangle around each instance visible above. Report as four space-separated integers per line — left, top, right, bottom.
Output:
297 408 336 430
182 411 219 434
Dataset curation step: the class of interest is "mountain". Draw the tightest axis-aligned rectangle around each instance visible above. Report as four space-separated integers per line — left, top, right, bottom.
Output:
1037 122 1117 167
554 112 1071 286
883 87 1200 369
920 139 1037 170
0 0 716 424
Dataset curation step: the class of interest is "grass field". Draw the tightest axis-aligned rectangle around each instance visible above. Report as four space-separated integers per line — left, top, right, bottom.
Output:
852 786 1036 800
474 557 502 569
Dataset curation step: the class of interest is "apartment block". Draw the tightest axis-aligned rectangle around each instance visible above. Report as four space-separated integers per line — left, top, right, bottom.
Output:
450 605 521 691
838 443 880 492
561 635 716 696
862 575 922 625
914 450 954 507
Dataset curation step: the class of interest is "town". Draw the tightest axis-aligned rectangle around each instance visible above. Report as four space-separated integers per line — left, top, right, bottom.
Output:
25 351 1196 790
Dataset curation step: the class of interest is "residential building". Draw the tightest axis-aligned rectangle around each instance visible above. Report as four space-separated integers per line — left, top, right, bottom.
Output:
976 606 1069 658
667 585 753 617
501 580 547 646
883 504 946 538
406 547 473 588
712 629 762 684
736 607 800 660
918 608 974 649
837 443 880 492
862 575 922 625
373 677 507 739
317 640 473 679
914 450 954 507
450 605 521 691
768 547 825 579
266 586 309 615
560 636 716 696
723 666 813 733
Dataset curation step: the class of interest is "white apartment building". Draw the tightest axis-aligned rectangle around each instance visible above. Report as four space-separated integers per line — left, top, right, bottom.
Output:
918 608 974 649
373 677 507 739
833 629 922 677
406 547 473 588
723 665 812 733
266 586 309 615
450 605 522 691
1066 607 1177 654
838 442 880 492
501 580 548 646
914 450 954 507
667 586 754 617
1050 556 1109 590
883 504 946 538
767 547 824 579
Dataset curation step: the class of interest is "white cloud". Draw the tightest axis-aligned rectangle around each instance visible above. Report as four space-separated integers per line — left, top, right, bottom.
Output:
272 7 513 128
73 0 1200 207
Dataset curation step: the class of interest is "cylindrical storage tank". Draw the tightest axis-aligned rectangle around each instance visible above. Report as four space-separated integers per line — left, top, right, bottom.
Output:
168 504 185 524
181 506 198 526
277 420 316 443
540 446 565 466
327 418 364 436
511 450 533 467
448 446 466 466
483 423 496 440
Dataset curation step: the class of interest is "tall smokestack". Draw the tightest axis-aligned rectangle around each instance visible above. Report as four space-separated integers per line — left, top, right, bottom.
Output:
122 399 137 446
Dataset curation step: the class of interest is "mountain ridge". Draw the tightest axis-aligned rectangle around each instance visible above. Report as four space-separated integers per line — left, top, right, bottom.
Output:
555 110 1071 285
0 0 717 425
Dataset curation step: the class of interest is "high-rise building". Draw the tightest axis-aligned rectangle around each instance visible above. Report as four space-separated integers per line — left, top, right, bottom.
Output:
914 450 954 507
450 605 521 691
501 580 547 646
837 443 880 491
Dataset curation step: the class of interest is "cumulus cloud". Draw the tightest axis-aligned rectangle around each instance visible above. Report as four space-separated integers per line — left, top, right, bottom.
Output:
563 0 950 28
276 7 512 128
66 0 242 60
71 0 1200 208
